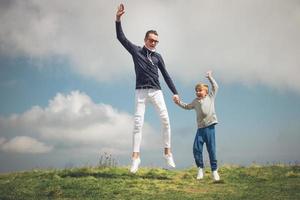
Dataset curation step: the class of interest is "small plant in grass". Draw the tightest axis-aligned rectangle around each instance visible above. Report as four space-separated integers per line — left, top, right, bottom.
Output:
286 171 300 178
98 152 117 168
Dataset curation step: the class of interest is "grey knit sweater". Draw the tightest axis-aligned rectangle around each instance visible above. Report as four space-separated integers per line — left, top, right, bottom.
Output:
177 76 218 128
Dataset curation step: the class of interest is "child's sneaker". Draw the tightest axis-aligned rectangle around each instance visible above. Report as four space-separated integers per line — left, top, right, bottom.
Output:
130 157 141 173
212 170 220 181
197 168 204 180
163 153 176 168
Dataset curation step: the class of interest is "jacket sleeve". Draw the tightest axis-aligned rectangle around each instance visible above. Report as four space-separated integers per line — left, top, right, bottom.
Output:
157 54 178 95
116 21 137 55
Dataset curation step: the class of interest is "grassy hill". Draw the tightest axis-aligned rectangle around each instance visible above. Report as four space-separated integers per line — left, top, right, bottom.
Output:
0 165 299 199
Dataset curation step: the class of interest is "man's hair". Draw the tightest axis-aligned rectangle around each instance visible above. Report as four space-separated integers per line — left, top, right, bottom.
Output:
195 83 209 93
145 30 158 39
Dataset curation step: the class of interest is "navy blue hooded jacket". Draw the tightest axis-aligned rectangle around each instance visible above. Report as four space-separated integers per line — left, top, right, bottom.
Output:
116 21 178 95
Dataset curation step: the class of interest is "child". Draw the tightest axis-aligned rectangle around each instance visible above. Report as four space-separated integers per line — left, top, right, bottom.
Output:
174 71 220 181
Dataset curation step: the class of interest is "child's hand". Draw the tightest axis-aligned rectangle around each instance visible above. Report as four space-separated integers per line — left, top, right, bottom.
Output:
173 95 180 104
206 70 212 78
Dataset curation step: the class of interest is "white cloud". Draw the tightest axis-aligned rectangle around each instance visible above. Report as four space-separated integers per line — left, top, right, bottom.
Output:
0 136 53 154
0 137 6 145
0 0 299 92
0 0 128 81
0 91 160 155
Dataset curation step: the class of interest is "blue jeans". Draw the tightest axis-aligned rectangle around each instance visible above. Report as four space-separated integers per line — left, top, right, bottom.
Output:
193 124 218 171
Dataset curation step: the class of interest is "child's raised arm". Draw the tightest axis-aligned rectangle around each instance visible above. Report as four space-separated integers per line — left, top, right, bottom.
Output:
206 71 219 97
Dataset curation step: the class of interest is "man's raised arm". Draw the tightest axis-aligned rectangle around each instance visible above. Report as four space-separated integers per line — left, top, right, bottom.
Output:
115 4 137 55
116 4 125 21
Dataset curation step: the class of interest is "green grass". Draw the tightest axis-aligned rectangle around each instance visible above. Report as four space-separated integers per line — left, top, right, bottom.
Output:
0 165 299 199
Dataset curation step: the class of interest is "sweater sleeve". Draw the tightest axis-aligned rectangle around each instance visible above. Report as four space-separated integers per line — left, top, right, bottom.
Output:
157 54 178 95
208 75 219 97
177 99 195 110
116 21 137 55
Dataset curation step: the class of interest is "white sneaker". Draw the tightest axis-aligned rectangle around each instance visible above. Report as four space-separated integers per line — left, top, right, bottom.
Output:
212 170 220 181
164 153 176 168
197 168 204 180
130 157 141 173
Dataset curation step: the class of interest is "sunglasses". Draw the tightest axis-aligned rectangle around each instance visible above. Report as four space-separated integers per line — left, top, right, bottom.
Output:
147 38 159 44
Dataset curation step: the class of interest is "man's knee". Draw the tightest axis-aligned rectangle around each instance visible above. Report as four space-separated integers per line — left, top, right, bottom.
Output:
160 111 170 125
133 115 143 131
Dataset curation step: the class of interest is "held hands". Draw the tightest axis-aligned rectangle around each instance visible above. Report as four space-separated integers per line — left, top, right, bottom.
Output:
116 4 125 21
173 94 180 104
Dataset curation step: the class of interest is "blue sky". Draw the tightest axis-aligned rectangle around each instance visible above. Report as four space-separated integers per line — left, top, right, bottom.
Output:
0 0 300 172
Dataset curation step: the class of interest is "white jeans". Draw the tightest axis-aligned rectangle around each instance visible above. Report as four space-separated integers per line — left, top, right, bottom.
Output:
132 89 171 152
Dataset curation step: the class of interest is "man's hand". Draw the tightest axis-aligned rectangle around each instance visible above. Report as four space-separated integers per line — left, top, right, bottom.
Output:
116 4 125 21
173 94 180 104
206 70 212 78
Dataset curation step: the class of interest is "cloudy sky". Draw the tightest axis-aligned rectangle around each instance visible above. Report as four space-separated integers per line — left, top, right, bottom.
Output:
0 0 300 173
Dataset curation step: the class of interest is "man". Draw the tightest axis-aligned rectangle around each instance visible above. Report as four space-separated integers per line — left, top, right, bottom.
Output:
115 4 180 173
